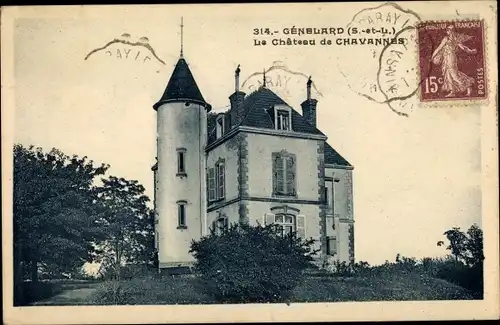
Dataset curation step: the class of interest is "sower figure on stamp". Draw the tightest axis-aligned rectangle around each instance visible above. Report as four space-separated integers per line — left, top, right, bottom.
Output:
431 25 477 97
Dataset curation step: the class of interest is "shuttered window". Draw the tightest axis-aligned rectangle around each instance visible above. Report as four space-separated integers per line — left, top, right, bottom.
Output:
208 159 225 202
272 152 296 196
263 213 306 239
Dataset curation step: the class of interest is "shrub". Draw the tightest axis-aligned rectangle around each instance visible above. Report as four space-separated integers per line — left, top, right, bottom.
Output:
90 276 214 305
189 223 317 303
91 280 135 305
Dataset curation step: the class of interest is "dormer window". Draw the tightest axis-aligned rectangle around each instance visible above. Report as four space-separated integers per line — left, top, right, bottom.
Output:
216 114 225 138
274 105 291 131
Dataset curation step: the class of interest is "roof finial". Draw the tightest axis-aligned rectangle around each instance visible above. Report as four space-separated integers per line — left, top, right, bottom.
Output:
180 17 184 58
263 68 266 88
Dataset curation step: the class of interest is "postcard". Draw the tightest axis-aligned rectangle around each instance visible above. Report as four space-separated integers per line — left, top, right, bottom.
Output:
2 1 499 323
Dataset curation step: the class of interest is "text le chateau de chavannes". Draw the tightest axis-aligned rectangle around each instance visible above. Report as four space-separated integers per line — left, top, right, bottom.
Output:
252 26 407 47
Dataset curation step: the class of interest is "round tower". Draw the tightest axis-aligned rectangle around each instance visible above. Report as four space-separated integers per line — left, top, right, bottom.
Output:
153 56 211 270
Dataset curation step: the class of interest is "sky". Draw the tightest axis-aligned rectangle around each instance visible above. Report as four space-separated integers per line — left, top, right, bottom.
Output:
11 3 489 265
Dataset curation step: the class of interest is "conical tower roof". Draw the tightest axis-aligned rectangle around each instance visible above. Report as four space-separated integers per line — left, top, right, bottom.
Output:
153 57 207 110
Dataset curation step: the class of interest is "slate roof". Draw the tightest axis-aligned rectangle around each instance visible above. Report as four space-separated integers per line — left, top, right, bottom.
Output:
153 57 206 110
324 142 352 167
208 86 351 167
237 87 324 135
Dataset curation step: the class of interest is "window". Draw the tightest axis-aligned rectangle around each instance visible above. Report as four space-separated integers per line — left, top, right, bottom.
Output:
276 109 291 131
177 201 187 228
327 236 337 256
325 179 339 212
216 115 225 138
216 216 229 234
208 159 225 202
177 148 186 176
275 214 295 236
272 151 296 196
264 213 306 238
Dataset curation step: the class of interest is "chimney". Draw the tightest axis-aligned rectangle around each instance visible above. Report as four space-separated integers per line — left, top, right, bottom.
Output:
301 76 318 128
229 64 246 127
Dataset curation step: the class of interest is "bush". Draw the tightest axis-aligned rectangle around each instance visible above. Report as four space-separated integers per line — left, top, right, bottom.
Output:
90 276 213 305
189 223 317 303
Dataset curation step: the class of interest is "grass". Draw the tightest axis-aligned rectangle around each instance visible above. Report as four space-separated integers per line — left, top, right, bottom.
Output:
82 270 475 306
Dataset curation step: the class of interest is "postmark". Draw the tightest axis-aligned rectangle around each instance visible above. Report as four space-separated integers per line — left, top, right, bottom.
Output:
241 60 323 103
338 2 423 116
417 19 487 103
84 33 166 66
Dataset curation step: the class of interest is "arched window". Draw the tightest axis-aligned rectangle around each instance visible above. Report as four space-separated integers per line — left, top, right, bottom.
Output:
264 209 306 238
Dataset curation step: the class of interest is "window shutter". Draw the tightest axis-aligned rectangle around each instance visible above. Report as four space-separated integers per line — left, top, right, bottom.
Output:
208 168 215 201
296 214 306 239
272 154 277 193
218 163 225 199
285 156 295 194
264 213 275 226
276 157 284 193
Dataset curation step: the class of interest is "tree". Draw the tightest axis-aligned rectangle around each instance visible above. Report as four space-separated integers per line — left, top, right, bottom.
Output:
437 224 484 297
13 144 109 284
94 176 155 280
190 222 317 303
438 224 484 267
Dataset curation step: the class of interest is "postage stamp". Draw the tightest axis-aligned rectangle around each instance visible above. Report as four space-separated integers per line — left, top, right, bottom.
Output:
417 20 487 103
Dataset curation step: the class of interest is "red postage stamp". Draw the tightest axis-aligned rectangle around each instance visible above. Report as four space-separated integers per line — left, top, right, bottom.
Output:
417 20 487 102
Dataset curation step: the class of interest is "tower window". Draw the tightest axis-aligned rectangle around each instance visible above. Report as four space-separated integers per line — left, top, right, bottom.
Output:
177 148 186 176
275 106 292 131
216 115 225 138
177 201 187 229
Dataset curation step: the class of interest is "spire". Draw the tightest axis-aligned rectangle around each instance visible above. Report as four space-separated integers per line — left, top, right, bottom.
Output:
180 17 184 58
262 68 267 88
153 58 207 110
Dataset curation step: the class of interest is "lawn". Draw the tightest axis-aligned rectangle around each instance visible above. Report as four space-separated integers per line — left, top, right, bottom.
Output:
74 271 476 306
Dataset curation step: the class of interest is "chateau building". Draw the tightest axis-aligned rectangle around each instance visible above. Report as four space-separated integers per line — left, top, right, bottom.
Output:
152 51 354 270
